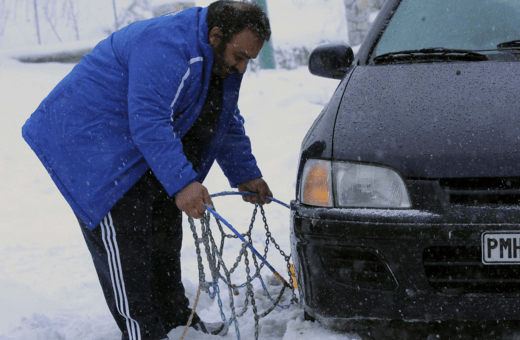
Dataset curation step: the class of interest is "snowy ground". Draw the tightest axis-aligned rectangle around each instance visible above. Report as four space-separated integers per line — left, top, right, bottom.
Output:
0 54 367 340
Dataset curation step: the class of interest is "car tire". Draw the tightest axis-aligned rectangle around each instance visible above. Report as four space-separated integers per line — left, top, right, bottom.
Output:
303 311 316 322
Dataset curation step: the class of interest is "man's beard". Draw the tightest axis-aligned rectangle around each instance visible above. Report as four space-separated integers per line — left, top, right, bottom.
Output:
212 40 227 78
212 39 235 79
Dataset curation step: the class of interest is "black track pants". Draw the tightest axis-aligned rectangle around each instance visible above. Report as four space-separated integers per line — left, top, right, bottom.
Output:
78 171 199 340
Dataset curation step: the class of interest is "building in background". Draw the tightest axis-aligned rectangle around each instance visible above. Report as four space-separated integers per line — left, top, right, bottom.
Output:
344 0 385 45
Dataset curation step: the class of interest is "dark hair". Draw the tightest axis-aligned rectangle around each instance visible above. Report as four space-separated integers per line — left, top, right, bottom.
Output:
207 1 271 44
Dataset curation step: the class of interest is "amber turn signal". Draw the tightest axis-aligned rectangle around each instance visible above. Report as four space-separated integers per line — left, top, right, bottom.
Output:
301 160 332 207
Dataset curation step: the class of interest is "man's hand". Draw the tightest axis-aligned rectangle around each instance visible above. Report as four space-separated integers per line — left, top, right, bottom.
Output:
238 178 272 204
175 182 212 219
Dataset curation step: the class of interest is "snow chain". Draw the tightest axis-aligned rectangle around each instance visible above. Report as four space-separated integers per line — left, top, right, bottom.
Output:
186 192 298 340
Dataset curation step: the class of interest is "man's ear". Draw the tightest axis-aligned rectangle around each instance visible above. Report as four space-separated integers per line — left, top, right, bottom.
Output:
208 27 223 49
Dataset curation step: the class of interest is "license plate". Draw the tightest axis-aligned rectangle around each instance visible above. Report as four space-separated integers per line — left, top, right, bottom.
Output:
482 231 520 264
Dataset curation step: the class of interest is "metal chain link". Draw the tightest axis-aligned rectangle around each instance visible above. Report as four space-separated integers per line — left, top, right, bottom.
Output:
187 193 298 340
188 217 207 291
259 204 298 304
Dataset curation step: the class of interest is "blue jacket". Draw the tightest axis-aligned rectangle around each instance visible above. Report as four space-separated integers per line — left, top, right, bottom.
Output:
22 7 262 229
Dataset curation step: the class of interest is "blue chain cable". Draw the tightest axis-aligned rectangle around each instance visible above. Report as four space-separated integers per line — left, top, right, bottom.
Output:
258 275 292 309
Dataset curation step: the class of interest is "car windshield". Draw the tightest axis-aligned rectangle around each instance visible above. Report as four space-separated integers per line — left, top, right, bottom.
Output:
374 0 520 57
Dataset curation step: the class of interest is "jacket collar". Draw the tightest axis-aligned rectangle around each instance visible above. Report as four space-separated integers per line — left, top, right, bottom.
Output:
198 7 214 82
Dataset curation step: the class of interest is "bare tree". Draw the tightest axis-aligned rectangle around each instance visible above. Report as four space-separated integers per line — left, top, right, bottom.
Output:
112 0 119 31
62 0 80 40
33 0 41 44
117 0 151 29
0 0 11 36
43 0 62 42
105 0 152 34
69 0 79 40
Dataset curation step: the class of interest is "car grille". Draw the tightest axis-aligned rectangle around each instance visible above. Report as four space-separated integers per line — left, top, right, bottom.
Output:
423 246 520 295
440 177 520 206
319 246 397 290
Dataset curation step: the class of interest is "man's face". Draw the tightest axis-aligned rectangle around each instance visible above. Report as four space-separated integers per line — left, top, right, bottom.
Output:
210 28 264 79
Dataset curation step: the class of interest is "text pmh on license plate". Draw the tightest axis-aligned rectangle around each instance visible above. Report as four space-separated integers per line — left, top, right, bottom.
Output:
482 231 520 264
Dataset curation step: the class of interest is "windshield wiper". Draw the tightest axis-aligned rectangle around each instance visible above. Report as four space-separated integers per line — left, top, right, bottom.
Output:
497 39 520 49
373 47 488 64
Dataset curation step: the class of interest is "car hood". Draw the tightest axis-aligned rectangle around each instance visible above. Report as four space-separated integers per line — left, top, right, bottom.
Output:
333 61 520 178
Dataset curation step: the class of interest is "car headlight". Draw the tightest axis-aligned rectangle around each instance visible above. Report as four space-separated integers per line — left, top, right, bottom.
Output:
300 160 411 208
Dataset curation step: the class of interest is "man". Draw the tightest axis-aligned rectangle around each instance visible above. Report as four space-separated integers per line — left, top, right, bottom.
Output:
21 1 272 339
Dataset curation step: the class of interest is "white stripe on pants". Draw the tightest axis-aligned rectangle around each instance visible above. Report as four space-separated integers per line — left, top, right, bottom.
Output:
101 212 142 340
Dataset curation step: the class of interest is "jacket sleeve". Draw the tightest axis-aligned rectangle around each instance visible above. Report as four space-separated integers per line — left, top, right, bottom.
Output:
127 30 198 197
215 106 263 188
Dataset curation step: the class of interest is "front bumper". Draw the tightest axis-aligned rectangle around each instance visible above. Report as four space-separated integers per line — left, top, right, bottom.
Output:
290 198 520 328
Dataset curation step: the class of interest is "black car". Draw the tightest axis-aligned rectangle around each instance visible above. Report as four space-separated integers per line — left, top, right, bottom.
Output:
290 0 520 335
